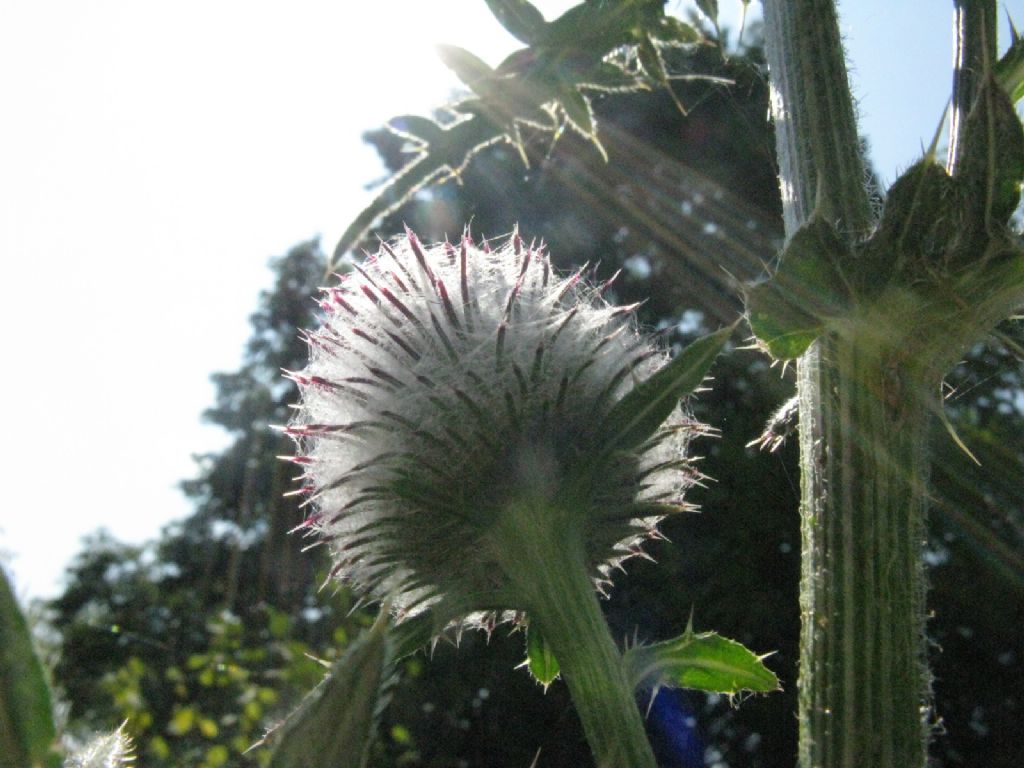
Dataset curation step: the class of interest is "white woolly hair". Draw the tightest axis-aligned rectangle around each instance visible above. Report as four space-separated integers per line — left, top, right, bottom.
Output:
286 230 700 620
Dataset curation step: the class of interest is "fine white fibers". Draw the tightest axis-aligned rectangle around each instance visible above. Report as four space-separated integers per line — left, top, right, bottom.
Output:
287 230 698 618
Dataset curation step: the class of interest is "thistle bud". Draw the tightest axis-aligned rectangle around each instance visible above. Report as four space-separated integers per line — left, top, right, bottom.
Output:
287 230 704 624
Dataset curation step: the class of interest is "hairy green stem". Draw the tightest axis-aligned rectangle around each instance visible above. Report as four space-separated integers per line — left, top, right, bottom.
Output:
762 0 871 234
491 502 656 768
796 302 937 768
763 2 935 766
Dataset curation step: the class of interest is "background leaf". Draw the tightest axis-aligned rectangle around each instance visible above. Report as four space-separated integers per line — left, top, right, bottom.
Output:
0 567 56 768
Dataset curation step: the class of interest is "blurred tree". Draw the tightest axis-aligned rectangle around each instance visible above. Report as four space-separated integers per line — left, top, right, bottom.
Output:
49 242 376 767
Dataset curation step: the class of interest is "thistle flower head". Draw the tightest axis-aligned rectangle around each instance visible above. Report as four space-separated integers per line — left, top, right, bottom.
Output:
286 230 704 622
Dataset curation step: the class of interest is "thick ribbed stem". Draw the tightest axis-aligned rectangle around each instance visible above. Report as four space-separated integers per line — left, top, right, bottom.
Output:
491 502 656 768
763 2 934 766
796 307 935 768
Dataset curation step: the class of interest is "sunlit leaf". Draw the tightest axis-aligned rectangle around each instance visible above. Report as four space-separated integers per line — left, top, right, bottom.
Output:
637 36 667 83
0 568 56 768
625 623 779 696
579 63 651 94
601 323 734 451
524 624 560 689
484 0 547 45
333 0 715 266
558 87 594 136
637 35 689 114
543 0 649 54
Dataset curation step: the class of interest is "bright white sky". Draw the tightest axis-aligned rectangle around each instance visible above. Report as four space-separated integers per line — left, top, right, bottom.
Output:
0 0 1013 600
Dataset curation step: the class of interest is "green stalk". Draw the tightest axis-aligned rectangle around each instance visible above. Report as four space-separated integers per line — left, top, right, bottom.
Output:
763 2 929 765
795 300 936 768
491 502 657 768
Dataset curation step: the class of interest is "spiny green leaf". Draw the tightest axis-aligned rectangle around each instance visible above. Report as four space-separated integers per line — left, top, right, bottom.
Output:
746 216 852 360
484 0 547 45
601 323 734 451
264 616 392 768
332 111 506 265
525 624 560 689
555 86 608 160
873 160 958 269
558 86 595 136
625 625 779 696
637 36 668 83
637 36 689 114
958 74 1024 229
995 15 1024 104
745 317 822 360
0 567 56 768
579 63 652 94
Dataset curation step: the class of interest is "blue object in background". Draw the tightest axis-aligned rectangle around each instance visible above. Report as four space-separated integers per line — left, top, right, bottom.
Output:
645 688 705 768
